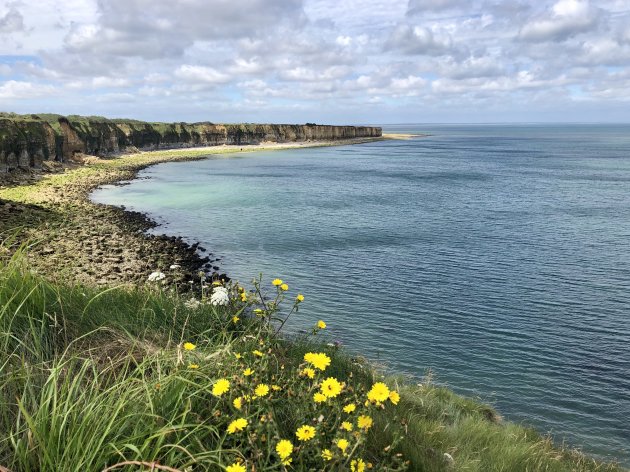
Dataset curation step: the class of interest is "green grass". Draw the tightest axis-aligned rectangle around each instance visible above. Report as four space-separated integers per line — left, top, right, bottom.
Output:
0 244 623 471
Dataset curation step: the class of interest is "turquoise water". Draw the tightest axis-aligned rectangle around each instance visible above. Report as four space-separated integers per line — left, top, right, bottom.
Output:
92 124 630 464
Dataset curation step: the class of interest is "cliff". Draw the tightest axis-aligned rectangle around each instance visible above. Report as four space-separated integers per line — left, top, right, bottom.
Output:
0 113 382 173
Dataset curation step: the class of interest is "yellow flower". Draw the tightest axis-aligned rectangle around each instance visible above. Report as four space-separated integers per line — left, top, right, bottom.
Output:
243 368 254 376
280 283 289 291
301 367 315 379
343 403 357 413
240 292 247 302
389 390 400 405
235 353 242 359
296 425 316 441
232 315 240 323
272 385 282 391
336 438 349 453
313 392 327 403
304 352 331 371
341 421 353 431
254 384 270 397
188 364 199 369
296 294 304 302
317 320 326 329
252 350 264 357
233 397 243 410
357 415 373 430
212 378 231 397
212 280 222 286
322 449 333 461
226 463 246 472
227 418 248 434
281 458 292 466
367 382 390 403
183 342 196 351
275 439 293 459
272 279 283 286
320 377 342 398
253 308 265 316
351 458 366 472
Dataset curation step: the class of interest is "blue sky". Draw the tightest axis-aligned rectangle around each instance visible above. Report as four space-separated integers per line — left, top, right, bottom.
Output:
0 0 629 124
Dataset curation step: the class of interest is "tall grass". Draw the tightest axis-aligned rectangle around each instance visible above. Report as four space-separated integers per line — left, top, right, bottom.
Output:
0 245 623 471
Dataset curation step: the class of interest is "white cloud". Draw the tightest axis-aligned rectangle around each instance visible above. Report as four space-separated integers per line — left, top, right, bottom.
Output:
174 65 231 85
519 0 601 42
0 80 55 99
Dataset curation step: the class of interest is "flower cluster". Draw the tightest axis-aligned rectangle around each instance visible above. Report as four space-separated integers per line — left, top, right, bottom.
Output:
176 276 407 471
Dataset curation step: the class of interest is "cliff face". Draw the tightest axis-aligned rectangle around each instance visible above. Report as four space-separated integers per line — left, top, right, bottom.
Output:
0 114 382 173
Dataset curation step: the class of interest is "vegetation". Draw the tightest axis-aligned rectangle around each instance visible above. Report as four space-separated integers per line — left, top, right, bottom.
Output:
0 240 622 471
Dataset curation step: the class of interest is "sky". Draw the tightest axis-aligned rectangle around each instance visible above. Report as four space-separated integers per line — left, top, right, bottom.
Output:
0 0 629 124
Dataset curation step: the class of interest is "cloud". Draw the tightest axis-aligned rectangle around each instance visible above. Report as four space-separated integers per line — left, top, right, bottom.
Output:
0 5 24 33
407 0 467 15
174 65 231 85
518 0 601 42
385 24 458 56
0 80 55 99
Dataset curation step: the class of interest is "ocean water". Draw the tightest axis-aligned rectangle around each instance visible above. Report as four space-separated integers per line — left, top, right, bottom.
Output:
92 124 630 464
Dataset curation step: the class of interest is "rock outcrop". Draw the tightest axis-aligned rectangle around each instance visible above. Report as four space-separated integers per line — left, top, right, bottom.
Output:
0 113 382 173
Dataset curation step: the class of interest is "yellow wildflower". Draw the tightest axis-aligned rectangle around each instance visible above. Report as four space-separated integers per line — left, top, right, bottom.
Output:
272 279 283 286
188 364 199 369
320 377 343 398
212 378 230 397
254 384 270 397
243 368 254 376
389 390 400 405
304 352 331 371
280 283 289 291
341 421 353 431
226 463 246 472
253 350 264 357
296 294 304 302
317 320 326 329
351 458 366 472
272 385 282 391
357 415 373 430
240 292 247 302
183 342 196 351
336 438 349 453
343 403 357 413
313 392 327 403
235 353 242 359
296 425 316 441
233 396 243 410
367 382 390 403
232 315 240 323
227 418 248 434
322 448 333 461
253 308 265 316
301 367 315 379
281 458 292 466
276 439 293 459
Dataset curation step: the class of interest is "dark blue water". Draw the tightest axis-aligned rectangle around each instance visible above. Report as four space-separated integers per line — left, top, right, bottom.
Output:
92 124 630 464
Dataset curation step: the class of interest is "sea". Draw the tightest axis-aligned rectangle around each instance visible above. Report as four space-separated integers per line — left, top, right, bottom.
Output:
91 124 630 465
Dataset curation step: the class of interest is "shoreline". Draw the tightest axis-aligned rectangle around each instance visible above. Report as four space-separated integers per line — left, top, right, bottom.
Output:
0 137 388 288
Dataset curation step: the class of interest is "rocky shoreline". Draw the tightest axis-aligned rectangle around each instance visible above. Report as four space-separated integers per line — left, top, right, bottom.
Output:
0 138 386 289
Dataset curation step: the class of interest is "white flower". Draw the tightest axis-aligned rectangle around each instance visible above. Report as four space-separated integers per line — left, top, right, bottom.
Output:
184 298 201 309
210 286 229 306
147 271 166 282
170 264 181 270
